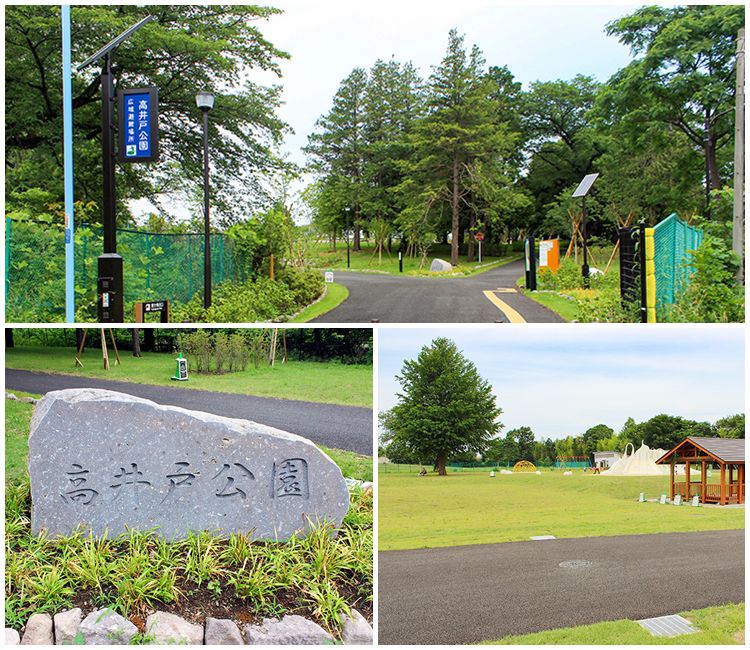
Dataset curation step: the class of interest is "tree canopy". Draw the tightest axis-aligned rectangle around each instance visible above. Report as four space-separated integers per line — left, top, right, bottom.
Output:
5 4 290 227
380 337 503 475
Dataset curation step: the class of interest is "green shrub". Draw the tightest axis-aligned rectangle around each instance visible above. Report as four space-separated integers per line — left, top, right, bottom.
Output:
666 235 744 322
276 267 325 306
171 272 323 324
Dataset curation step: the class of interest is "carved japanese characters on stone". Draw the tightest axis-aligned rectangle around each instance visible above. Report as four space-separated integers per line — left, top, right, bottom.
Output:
29 389 350 540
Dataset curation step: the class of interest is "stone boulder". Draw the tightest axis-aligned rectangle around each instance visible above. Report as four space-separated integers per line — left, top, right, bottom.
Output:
430 258 453 272
54 608 82 645
205 618 244 645
339 609 373 644
145 612 203 645
20 613 53 645
79 608 137 645
243 615 333 645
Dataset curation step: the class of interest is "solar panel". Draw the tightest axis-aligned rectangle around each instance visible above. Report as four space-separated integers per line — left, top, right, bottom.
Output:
572 173 599 197
77 16 156 71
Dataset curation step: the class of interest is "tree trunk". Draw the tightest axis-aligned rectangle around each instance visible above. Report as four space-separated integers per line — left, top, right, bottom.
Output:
451 157 460 266
353 204 362 251
131 328 141 357
5 328 13 348
706 135 722 191
143 328 155 352
436 451 447 476
75 328 85 354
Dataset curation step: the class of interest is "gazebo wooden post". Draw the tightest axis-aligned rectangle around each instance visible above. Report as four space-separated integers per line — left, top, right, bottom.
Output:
740 465 745 504
720 462 726 505
685 460 690 499
670 455 675 500
701 461 706 503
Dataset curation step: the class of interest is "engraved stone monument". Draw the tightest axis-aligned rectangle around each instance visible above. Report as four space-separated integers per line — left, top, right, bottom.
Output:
29 389 350 539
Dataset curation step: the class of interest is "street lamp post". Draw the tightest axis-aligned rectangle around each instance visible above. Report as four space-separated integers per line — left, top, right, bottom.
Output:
345 206 351 269
77 15 155 323
196 91 215 309
572 173 599 289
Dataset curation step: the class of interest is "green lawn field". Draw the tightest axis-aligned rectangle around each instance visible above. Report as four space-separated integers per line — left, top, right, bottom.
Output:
484 603 744 645
310 241 519 276
6 346 372 407
287 282 349 322
379 470 745 550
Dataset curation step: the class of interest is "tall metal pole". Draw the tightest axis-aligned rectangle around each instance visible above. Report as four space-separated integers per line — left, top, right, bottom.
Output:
202 107 212 309
101 54 116 253
581 195 590 288
97 52 124 322
62 5 76 323
733 27 745 285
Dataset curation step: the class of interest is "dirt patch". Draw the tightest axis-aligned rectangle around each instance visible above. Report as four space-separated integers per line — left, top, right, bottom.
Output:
72 579 372 635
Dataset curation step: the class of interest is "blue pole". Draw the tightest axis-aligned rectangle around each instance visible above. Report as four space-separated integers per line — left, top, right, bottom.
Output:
62 5 75 322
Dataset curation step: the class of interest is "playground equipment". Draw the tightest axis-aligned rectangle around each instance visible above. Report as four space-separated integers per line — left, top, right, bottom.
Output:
601 442 674 476
513 460 537 473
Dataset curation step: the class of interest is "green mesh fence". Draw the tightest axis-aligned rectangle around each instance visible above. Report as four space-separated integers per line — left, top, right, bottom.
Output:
5 218 246 322
652 213 703 316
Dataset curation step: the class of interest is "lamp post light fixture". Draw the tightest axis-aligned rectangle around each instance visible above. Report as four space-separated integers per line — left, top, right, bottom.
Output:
345 206 351 269
572 173 599 289
196 91 215 309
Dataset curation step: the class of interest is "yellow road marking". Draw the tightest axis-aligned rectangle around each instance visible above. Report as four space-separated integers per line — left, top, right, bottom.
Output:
483 290 527 323
494 288 517 293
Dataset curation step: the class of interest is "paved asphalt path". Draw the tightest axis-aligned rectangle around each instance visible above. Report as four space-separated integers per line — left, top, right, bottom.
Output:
5 369 372 456
314 259 564 323
379 529 744 644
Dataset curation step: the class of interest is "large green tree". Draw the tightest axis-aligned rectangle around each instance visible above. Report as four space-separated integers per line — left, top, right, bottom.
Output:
380 337 502 475
600 4 745 211
5 4 290 226
407 29 518 264
305 68 369 249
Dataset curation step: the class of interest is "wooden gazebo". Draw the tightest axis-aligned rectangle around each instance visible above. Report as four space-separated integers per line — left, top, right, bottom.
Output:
656 437 745 505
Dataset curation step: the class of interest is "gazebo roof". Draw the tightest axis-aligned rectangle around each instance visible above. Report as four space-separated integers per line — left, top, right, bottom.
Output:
656 436 745 465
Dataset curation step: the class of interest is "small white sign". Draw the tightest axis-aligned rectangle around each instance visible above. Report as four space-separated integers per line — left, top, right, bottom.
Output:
324 271 334 283
539 240 553 266
102 292 110 308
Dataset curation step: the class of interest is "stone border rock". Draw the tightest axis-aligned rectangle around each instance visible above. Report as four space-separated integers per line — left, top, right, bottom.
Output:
8 608 373 645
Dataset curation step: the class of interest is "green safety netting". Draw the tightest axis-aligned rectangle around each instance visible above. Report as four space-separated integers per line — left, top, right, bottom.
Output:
5 218 246 322
652 213 703 315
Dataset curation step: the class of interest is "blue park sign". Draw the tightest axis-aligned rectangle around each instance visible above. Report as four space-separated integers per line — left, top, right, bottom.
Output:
118 87 159 163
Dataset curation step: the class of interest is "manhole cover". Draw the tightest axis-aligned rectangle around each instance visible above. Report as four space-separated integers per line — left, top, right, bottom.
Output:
558 559 592 569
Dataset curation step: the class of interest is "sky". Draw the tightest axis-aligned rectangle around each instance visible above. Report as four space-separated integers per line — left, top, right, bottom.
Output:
377 326 746 440
252 1 640 171
133 1 642 220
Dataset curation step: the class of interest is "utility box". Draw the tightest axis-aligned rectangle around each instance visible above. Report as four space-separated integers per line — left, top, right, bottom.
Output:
97 254 123 323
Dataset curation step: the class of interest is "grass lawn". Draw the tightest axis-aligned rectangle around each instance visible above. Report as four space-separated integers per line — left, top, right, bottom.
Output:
310 241 519 277
5 395 373 635
287 283 349 322
484 603 744 645
520 289 578 321
378 470 745 551
6 346 372 408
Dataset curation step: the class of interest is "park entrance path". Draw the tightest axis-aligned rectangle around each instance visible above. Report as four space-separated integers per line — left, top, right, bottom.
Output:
314 259 564 323
5 369 372 456
378 529 744 644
